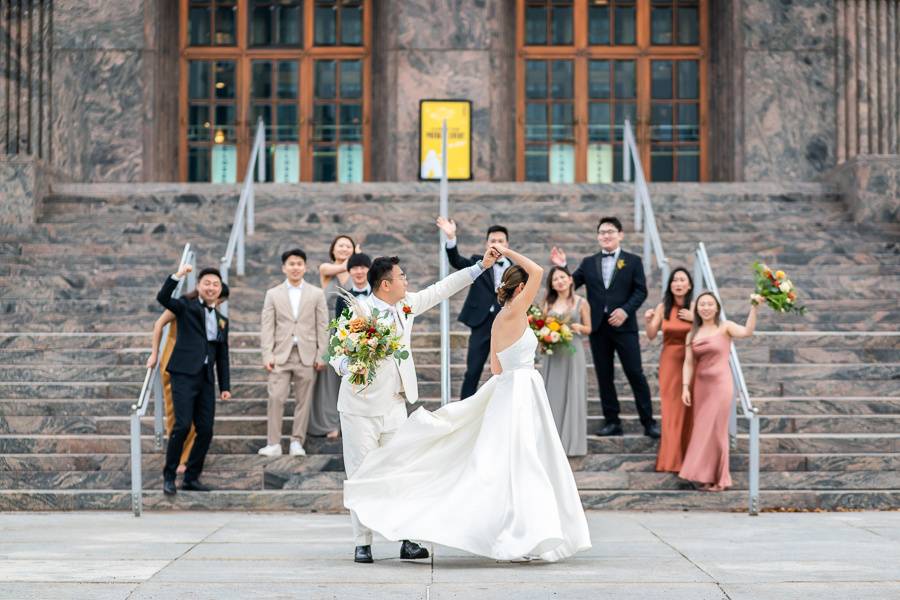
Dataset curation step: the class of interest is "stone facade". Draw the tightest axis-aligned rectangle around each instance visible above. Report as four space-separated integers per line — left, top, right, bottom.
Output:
824 155 900 223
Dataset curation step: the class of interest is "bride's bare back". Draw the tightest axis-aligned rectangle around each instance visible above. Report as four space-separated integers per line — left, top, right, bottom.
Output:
489 248 544 375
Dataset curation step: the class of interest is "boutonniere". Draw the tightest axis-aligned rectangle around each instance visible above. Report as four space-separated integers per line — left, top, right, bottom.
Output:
617 259 626 270
401 303 413 317
218 318 226 330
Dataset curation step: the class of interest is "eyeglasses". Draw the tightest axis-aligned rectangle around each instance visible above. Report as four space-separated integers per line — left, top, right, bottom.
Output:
391 273 407 282
598 229 619 236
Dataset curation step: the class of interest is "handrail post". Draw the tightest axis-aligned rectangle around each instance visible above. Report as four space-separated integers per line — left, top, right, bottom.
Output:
439 119 451 407
237 219 246 277
152 370 164 450
130 411 142 517
749 410 760 515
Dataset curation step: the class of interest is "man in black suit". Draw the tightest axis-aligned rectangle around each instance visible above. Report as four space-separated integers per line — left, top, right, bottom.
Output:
551 217 660 438
156 263 232 495
436 217 511 400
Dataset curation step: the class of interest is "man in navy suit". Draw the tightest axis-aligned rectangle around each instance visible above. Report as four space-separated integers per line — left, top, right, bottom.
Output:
552 217 660 438
436 217 512 400
156 263 231 495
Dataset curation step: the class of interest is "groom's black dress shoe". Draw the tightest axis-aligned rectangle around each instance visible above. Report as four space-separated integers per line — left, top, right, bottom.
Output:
181 479 211 492
644 423 661 439
400 540 429 560
596 422 623 437
163 480 177 496
354 545 374 563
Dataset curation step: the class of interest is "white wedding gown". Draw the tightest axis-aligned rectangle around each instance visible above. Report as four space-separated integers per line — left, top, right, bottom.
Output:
343 328 592 562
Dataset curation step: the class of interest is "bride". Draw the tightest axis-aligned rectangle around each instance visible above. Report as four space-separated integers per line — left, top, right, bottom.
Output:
343 245 591 562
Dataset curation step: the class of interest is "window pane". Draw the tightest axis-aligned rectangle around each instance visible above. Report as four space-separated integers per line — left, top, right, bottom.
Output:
614 60 636 99
589 102 611 142
678 5 700 44
188 146 211 182
550 103 573 141
525 147 549 181
215 6 236 45
215 104 237 141
525 103 548 141
188 105 210 141
341 60 362 99
250 5 272 46
280 5 303 45
215 61 236 99
651 148 674 181
276 104 299 141
615 102 636 140
313 104 336 141
550 6 573 45
677 149 700 181
588 5 609 45
651 7 673 44
189 7 211 45
525 61 548 99
313 146 338 181
550 60 573 99
341 4 363 45
525 6 547 45
340 104 363 141
651 61 673 99
614 6 636 44
277 61 298 99
188 61 210 99
251 62 272 99
678 61 699 99
650 103 673 142
677 104 699 141
589 60 610 99
315 5 337 45
315 61 336 98
251 103 272 132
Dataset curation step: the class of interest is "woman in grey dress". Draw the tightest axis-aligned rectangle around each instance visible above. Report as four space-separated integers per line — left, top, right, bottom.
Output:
308 235 356 438
540 266 591 456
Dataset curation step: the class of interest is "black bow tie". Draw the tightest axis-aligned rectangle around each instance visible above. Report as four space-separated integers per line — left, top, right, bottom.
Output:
351 289 369 297
601 252 616 258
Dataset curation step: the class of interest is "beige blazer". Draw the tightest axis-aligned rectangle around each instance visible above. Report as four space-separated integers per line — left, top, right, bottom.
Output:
330 268 475 417
260 281 329 367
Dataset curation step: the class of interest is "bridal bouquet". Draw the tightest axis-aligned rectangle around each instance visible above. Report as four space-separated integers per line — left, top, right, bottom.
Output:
325 292 409 387
527 305 575 355
752 262 806 314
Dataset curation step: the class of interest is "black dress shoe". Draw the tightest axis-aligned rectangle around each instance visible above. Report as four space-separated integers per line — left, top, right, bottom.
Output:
354 545 374 563
644 423 661 439
400 539 429 560
181 479 211 492
163 480 177 496
595 422 623 436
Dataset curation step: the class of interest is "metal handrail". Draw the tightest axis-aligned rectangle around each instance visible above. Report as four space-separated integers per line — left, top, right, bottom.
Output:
130 242 196 517
220 117 266 313
622 119 670 295
693 241 761 516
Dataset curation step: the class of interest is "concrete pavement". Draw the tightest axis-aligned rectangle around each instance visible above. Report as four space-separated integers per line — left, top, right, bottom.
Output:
0 511 898 599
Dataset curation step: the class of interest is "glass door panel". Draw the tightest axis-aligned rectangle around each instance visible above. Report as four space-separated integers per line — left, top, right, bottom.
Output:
524 59 574 182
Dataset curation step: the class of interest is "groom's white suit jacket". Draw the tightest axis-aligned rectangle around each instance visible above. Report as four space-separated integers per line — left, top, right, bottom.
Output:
330 268 477 417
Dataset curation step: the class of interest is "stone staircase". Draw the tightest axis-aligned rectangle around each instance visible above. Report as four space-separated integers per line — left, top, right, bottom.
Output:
0 182 898 511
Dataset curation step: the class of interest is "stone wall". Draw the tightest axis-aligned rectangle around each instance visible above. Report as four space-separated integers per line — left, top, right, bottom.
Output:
824 155 900 223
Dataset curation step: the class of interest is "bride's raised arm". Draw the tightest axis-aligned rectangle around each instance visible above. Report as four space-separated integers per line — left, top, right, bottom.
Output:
495 246 544 314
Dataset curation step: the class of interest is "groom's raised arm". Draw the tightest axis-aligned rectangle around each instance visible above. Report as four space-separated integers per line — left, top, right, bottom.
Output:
406 264 484 316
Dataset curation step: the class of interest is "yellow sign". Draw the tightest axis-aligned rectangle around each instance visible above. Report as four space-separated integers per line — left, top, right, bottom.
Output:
419 100 472 180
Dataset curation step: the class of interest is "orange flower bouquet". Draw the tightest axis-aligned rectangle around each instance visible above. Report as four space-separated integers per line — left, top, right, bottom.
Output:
527 305 575 355
752 262 806 314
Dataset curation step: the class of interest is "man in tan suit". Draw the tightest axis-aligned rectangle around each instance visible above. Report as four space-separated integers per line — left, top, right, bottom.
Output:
259 248 329 457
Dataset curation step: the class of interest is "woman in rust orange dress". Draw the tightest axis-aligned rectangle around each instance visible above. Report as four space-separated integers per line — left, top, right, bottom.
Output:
679 291 763 491
644 268 694 473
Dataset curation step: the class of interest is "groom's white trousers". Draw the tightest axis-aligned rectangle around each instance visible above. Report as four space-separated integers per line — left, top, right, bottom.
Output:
340 401 408 546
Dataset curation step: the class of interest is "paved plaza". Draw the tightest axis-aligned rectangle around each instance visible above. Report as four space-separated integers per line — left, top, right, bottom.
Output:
0 511 898 599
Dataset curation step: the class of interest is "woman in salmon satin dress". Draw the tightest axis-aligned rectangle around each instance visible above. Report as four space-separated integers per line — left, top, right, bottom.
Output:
644 268 694 472
679 291 763 491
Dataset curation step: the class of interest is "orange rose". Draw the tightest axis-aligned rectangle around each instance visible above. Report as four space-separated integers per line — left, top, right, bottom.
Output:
788 292 797 301
348 317 367 333
775 270 785 280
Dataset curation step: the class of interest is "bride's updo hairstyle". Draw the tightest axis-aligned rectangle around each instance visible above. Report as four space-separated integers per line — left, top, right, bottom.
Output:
497 265 529 307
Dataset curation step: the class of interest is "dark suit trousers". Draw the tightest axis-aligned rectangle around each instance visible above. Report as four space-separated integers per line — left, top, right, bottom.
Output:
165 369 216 482
460 314 496 400
588 322 654 428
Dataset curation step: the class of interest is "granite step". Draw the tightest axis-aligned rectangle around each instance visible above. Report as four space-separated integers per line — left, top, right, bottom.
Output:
1 488 897 512
3 433 898 455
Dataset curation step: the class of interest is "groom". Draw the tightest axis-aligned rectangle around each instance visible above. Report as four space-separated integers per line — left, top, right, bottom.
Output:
332 249 500 564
